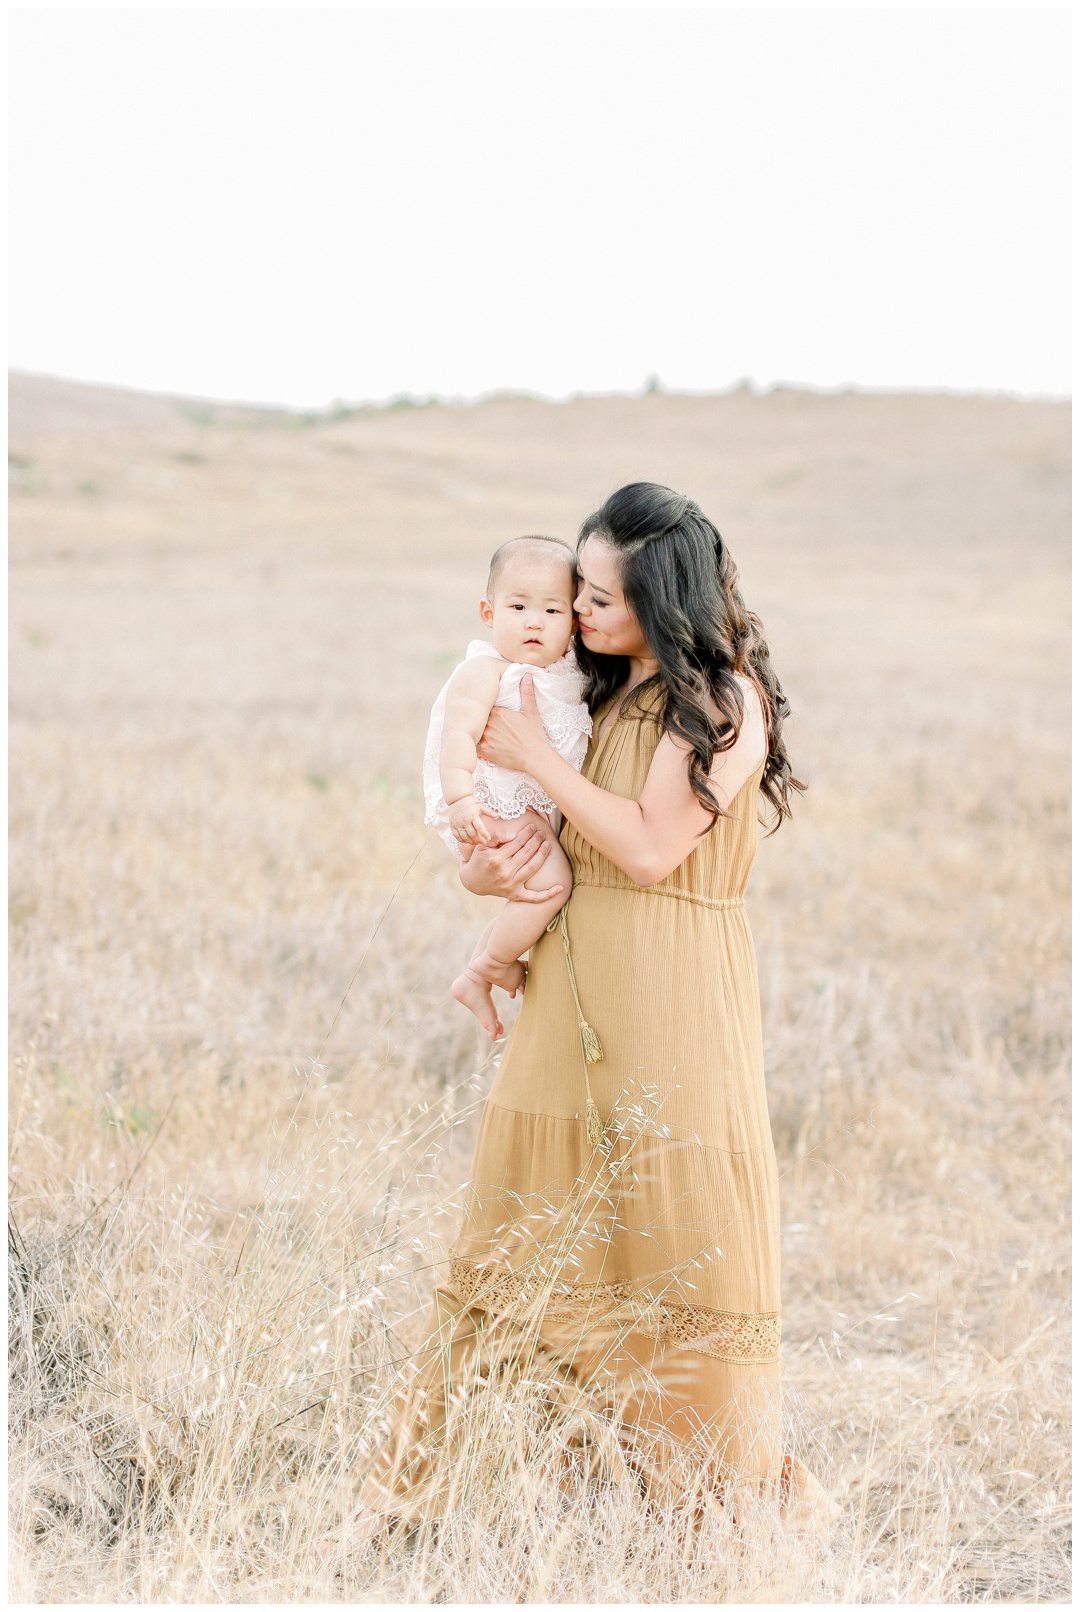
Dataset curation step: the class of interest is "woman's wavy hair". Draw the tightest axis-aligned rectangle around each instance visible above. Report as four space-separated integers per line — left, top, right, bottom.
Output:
576 482 804 831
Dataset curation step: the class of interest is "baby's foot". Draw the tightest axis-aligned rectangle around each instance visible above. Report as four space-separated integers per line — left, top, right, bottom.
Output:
481 956 527 998
451 969 503 1039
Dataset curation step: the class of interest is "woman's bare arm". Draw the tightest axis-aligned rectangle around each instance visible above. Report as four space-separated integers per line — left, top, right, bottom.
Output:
478 675 766 886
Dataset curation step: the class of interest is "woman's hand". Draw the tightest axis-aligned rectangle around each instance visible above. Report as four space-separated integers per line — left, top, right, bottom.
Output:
457 820 564 902
477 673 547 773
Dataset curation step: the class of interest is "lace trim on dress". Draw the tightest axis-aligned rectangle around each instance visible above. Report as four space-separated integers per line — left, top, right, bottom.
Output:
536 707 594 751
472 775 557 821
446 1257 781 1365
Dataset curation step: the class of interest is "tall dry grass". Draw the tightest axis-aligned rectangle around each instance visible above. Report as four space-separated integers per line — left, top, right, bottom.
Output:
8 374 1070 1600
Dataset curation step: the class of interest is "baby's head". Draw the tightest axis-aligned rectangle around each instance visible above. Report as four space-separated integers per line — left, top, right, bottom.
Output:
480 535 578 667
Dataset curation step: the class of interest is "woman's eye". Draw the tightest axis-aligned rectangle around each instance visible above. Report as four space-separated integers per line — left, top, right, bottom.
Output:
591 596 606 608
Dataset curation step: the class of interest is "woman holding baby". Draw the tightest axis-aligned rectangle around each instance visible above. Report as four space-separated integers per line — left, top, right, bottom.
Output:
355 481 829 1532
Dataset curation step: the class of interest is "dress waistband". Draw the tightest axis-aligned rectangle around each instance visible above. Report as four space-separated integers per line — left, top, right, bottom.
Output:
570 876 746 913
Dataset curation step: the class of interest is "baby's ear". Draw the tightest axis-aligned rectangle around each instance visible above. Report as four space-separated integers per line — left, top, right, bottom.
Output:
478 597 494 626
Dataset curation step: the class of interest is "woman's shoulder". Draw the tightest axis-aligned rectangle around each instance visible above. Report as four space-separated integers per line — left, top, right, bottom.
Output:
732 671 768 739
693 671 766 735
711 673 768 787
627 670 762 733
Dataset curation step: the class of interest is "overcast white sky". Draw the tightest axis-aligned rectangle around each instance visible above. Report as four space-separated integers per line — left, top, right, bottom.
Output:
9 7 1071 408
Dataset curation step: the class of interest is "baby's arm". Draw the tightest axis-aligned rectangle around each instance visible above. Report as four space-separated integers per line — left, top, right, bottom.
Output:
441 656 506 844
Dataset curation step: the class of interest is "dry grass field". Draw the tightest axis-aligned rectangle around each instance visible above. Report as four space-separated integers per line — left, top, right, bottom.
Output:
8 371 1070 1602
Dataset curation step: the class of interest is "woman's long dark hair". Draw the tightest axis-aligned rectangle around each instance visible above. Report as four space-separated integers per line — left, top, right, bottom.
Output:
576 482 804 830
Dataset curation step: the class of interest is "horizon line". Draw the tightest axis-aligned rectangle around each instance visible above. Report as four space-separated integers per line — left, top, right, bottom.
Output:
9 365 1071 416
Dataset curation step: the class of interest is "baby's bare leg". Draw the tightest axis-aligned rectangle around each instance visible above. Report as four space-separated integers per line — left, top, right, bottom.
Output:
480 846 571 969
468 917 497 964
467 836 572 985
451 815 571 1040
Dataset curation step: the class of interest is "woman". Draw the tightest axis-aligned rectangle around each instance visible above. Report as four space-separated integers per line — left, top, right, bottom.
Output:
359 482 822 1527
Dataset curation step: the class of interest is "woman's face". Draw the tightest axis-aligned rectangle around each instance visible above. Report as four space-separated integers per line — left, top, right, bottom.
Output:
574 536 653 659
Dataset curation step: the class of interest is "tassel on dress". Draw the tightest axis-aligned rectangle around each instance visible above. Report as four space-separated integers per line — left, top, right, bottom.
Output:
579 1020 603 1064
550 906 606 1146
584 1095 604 1148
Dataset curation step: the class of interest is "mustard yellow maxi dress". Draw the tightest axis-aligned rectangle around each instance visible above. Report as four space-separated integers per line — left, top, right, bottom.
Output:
368 685 784 1512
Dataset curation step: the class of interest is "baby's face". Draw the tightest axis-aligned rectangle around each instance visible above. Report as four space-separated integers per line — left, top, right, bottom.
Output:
481 558 577 667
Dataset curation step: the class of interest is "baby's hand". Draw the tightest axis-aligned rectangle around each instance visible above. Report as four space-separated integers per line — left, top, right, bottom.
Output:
448 795 494 846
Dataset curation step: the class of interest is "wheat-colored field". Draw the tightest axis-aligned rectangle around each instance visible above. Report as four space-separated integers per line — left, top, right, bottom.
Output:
8 372 1070 1602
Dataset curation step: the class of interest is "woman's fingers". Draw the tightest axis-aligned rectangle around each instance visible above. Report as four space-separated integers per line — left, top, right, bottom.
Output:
514 878 565 904
500 825 549 873
519 672 538 714
506 834 564 901
458 823 561 900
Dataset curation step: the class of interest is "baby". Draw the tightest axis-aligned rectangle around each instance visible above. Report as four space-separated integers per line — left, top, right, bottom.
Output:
423 535 591 1037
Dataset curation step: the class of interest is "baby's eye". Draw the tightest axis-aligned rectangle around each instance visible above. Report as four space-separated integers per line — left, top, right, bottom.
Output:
512 603 525 610
546 606 564 614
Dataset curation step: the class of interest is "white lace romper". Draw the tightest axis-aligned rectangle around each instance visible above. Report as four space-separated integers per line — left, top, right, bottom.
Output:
423 640 592 854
